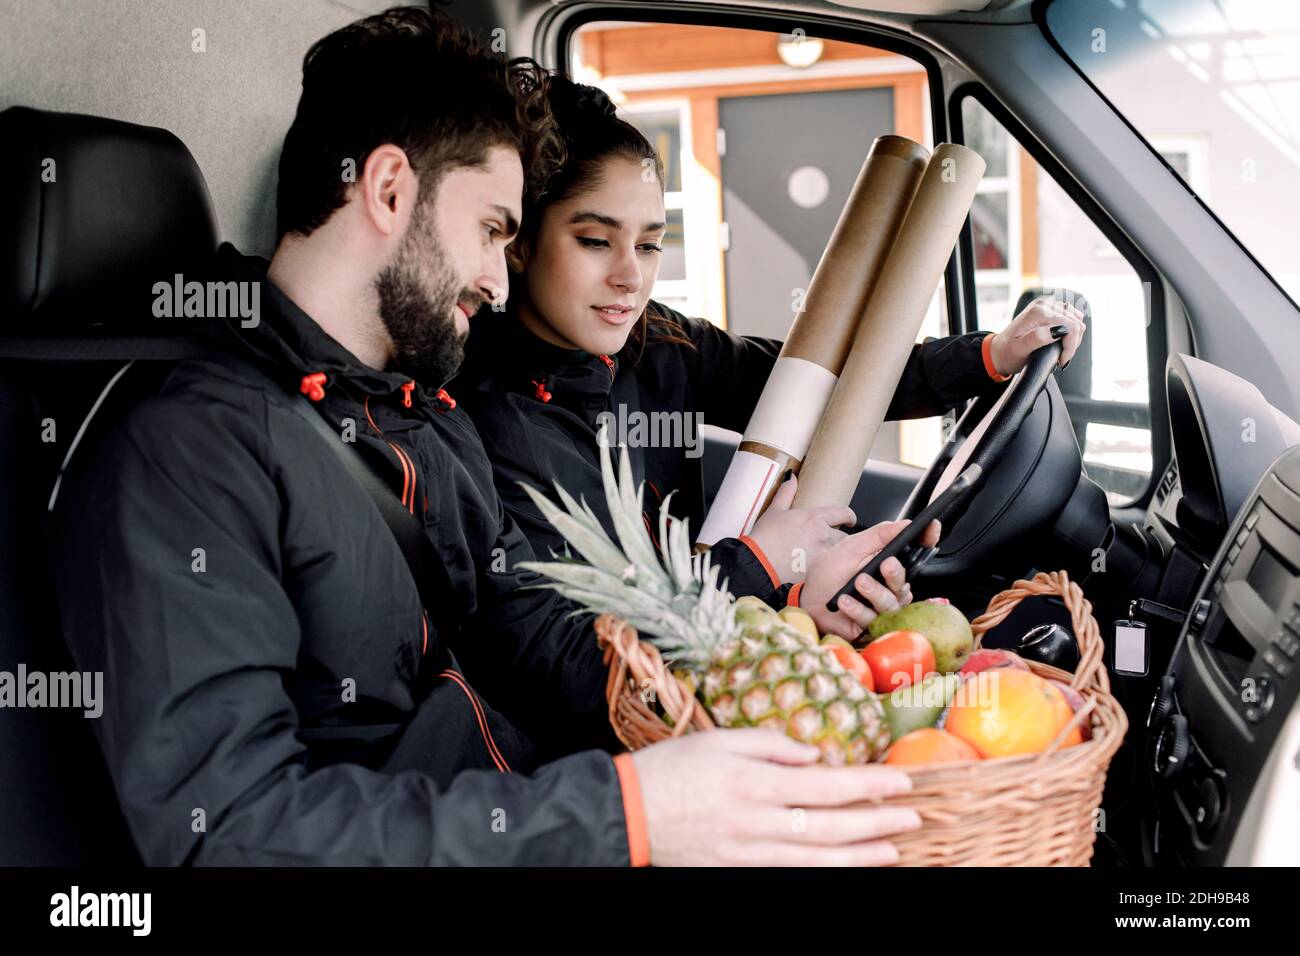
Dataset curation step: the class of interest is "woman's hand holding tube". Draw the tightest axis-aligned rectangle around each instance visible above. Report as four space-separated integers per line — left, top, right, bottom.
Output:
746 475 855 584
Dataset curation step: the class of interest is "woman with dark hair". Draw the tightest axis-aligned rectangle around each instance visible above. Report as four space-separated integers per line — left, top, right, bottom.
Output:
455 77 1085 636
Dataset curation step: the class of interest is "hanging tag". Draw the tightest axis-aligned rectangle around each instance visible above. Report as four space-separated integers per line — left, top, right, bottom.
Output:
1112 619 1150 676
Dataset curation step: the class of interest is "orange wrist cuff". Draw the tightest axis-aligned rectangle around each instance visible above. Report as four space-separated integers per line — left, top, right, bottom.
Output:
739 535 782 589
613 753 651 867
982 334 1011 383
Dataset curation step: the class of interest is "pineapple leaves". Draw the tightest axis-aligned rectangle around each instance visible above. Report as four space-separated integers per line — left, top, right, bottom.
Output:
599 437 672 594
517 424 741 651
518 481 629 575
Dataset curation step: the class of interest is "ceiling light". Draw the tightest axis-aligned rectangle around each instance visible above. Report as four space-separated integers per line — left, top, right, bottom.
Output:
777 33 824 69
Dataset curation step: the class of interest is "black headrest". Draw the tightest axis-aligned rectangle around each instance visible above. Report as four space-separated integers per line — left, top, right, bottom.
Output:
1 107 218 327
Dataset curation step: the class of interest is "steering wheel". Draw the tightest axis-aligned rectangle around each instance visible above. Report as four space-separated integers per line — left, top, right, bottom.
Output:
895 337 1079 583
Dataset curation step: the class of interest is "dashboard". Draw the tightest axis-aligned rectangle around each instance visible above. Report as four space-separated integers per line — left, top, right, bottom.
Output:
1145 354 1300 566
1137 354 1300 864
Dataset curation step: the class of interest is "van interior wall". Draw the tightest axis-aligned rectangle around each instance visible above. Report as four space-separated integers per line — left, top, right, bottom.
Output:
0 0 498 257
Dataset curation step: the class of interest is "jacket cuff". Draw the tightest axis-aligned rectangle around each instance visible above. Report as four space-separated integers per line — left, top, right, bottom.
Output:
708 537 782 607
738 535 782 588
787 581 804 608
981 333 1012 383
612 753 651 867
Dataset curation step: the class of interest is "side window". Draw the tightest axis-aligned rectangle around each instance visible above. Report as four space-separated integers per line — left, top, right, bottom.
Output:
571 21 946 468
960 96 1154 504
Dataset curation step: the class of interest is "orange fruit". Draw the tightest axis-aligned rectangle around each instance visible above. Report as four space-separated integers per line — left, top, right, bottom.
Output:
943 670 1078 758
884 728 979 765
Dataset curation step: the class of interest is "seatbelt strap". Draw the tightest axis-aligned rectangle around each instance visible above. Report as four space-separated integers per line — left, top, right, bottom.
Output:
277 391 463 627
8 332 460 626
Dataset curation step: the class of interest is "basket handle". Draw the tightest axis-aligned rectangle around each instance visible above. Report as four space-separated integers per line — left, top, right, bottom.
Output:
968 570 1109 693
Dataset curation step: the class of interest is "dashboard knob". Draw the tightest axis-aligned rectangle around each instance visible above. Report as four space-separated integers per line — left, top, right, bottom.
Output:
1153 714 1191 779
1189 598 1212 634
1192 774 1225 842
1148 674 1176 729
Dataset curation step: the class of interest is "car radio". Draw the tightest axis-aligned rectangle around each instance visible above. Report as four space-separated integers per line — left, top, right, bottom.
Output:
1144 444 1300 865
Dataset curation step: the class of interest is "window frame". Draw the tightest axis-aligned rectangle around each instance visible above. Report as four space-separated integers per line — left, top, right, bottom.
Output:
546 5 1173 504
949 82 1171 510
546 3 967 337
1149 135 1212 200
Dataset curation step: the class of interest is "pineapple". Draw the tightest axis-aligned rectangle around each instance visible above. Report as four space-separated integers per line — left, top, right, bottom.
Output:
517 432 890 765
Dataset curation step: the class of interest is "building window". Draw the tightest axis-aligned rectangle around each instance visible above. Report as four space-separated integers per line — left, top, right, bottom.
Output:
620 105 693 313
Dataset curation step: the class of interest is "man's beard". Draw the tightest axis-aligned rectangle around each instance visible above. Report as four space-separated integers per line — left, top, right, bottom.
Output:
374 201 476 387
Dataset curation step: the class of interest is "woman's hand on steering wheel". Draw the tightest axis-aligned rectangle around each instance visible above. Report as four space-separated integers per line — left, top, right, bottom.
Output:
989 295 1086 376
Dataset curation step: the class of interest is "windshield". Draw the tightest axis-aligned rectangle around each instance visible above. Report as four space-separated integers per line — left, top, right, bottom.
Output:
1046 0 1300 305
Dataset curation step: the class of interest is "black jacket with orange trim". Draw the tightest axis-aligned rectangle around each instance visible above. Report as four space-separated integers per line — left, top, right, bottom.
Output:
453 302 1005 604
50 244 637 866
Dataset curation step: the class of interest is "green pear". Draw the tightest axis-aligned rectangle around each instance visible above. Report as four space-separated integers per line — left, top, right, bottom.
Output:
880 672 963 741
868 600 973 673
734 594 779 630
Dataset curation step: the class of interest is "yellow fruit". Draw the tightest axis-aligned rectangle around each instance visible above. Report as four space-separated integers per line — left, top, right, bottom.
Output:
734 595 779 629
779 607 819 642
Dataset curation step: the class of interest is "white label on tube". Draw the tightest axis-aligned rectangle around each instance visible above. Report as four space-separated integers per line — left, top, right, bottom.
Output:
742 357 839 460
696 450 784 547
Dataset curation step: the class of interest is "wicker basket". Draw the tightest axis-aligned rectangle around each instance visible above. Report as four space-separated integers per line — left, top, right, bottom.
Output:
595 569 1128 866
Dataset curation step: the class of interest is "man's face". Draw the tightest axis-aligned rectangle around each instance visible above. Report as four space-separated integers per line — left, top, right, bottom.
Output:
375 145 522 385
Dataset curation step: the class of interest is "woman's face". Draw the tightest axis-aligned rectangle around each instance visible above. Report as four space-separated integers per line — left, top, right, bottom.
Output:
512 155 666 356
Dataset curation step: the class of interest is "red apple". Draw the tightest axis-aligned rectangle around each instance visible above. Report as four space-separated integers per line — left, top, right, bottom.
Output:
958 648 1031 677
1049 679 1092 741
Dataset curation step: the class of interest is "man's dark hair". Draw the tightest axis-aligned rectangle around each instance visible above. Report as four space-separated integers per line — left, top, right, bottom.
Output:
276 6 561 240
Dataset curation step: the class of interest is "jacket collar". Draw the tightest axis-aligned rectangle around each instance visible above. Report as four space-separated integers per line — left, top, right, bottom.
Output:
459 309 619 401
207 243 447 411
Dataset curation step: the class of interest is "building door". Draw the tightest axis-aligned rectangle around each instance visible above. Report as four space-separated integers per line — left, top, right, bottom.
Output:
718 87 895 339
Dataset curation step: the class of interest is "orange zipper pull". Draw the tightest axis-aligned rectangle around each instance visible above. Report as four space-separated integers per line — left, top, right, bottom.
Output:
435 387 456 411
532 379 552 403
299 372 327 402
401 381 415 408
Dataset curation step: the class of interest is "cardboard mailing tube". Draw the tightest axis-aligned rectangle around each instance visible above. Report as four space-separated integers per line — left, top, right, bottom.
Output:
695 135 930 548
792 142 987 510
